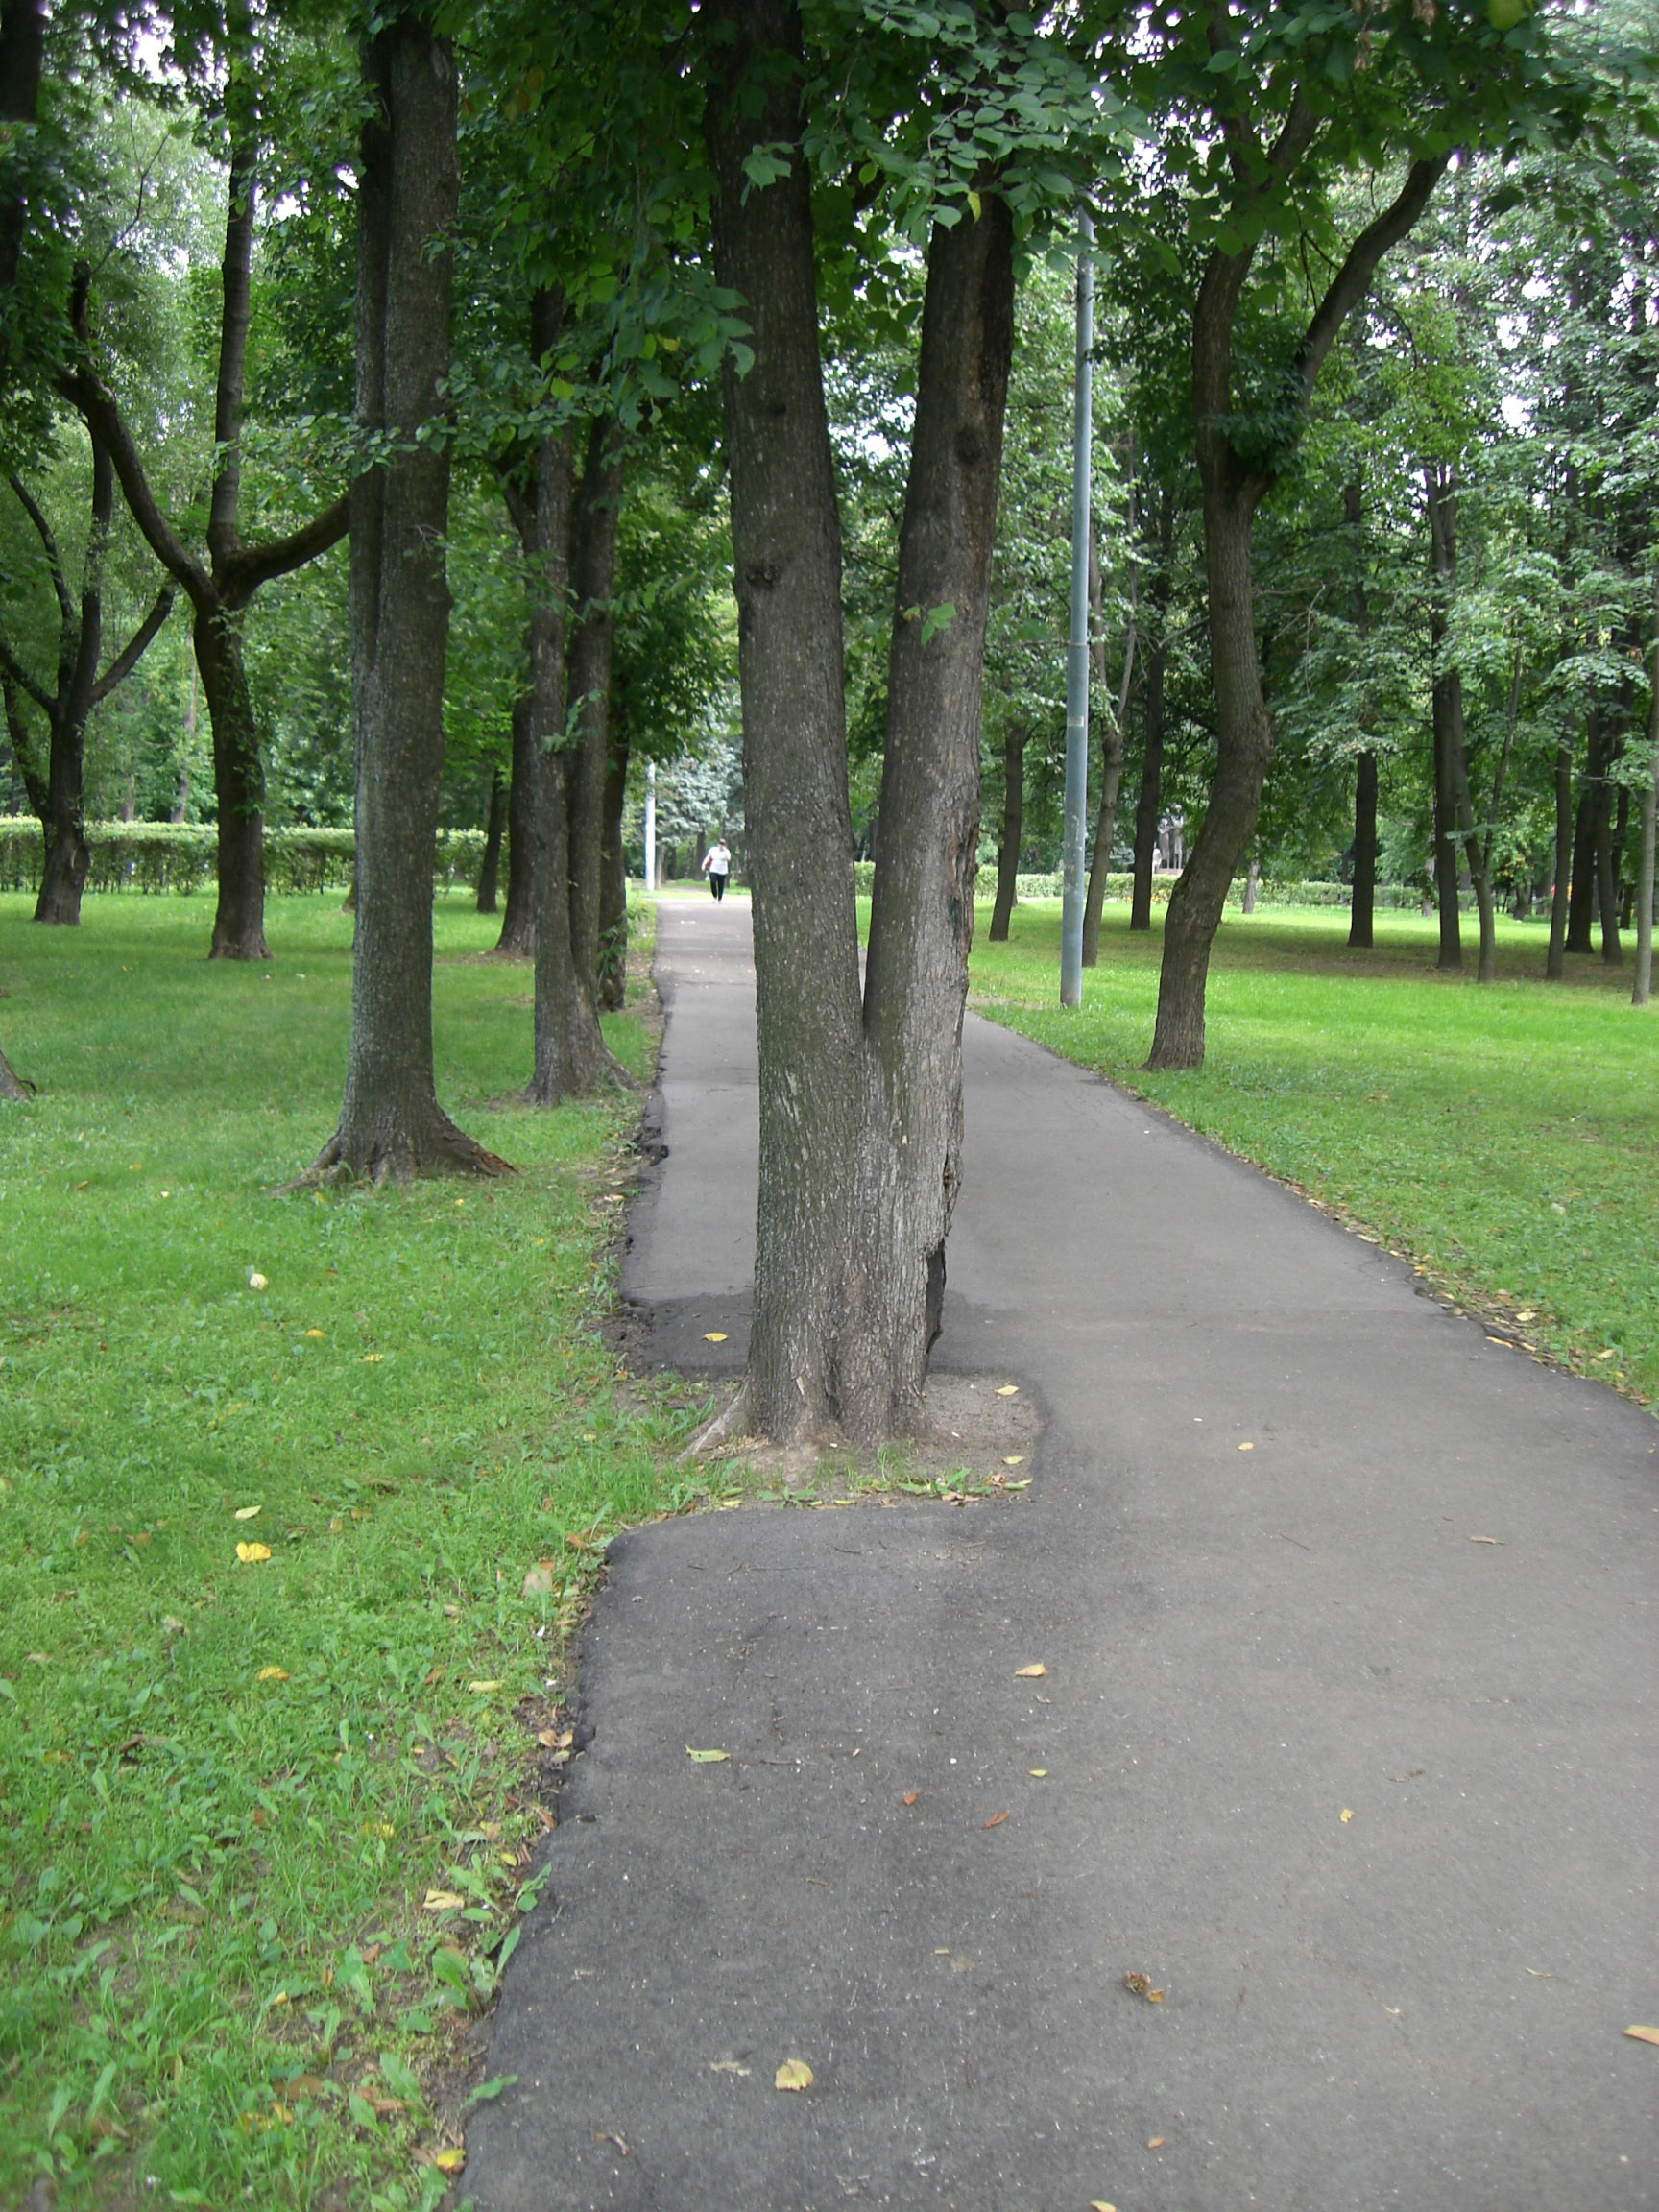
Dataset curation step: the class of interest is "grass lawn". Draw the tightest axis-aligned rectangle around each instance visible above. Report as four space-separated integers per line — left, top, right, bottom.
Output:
971 901 1659 1410
0 889 708 2210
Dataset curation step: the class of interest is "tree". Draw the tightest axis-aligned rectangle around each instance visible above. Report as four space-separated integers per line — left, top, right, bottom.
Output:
56 9 350 958
0 439 174 922
1139 0 1601 1067
306 8 505 1182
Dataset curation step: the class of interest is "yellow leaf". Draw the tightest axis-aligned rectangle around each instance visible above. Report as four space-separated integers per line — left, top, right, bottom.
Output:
248 1271 268 1290
1625 2025 1659 2046
1028 1768 1047 1779
1147 2135 1166 2148
303 1328 325 1339
703 1331 728 1342
434 2149 466 2173
966 188 982 220
1238 1441 1254 1452
256 1666 289 1682
1340 1808 1355 1823
361 1353 383 1363
236 1541 272 1564
234 1504 262 1521
1002 1455 1025 1465
996 1383 1019 1396
1015 1663 1046 1678
774 2059 813 2091
469 1680 501 1695
1123 1971 1164 2003
1091 2201 1118 2209
422 1889 465 1911
686 1747 730 1763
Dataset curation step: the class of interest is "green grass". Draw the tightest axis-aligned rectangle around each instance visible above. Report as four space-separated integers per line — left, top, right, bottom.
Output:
972 901 1659 1408
0 890 710 2210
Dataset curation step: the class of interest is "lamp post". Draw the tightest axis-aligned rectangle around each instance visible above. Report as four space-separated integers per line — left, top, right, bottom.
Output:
1060 203 1094 1008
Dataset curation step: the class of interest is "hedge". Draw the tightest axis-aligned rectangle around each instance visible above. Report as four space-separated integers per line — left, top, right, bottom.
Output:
0 819 490 897
851 858 1429 911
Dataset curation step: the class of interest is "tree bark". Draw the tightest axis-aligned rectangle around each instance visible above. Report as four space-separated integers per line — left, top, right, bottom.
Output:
0 0 45 309
1547 736 1573 979
476 765 505 912
1597 747 1623 965
854 180 1015 1436
704 0 865 1443
1081 510 1134 966
308 12 502 1183
987 715 1022 941
1565 717 1602 953
598 734 629 1011
566 415 625 1001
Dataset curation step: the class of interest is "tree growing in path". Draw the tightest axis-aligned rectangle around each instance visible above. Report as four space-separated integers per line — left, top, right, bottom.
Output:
306 9 506 1183
0 445 173 923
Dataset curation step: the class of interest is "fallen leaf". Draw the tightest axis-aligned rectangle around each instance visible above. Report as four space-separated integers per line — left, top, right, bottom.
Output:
902 1791 920 1806
236 1541 272 1564
421 1666 443 1685
248 1271 268 1290
303 1328 325 1339
522 1563 556 1598
255 1666 289 1682
1002 1454 1025 1466
233 1504 262 1522
422 1890 465 1911
361 1353 383 1364
1238 1440 1254 1452
1015 1663 1046 1678
1596 1347 1617 1360
1392 1767 1424 1782
434 2149 465 2173
1516 1309 1536 1322
981 1810 1010 1829
709 2060 752 2075
1525 1968 1553 1979
1147 2135 1166 2149
703 1331 729 1343
1091 2201 1118 2210
469 1679 501 1695
1028 1768 1047 1779
774 2059 813 2091
686 1747 730 1763
996 1383 1019 1396
1624 2025 1659 2047
1340 1808 1355 1823
1123 1972 1165 2003
594 2130 630 2153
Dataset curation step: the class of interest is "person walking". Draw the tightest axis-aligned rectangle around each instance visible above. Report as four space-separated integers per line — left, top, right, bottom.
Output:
701 836 732 902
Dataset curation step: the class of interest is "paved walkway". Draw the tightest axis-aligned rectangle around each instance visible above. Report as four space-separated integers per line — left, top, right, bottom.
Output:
466 895 1658 2212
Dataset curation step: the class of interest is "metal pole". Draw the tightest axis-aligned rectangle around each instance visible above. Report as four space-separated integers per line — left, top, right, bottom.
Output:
643 757 657 890
1060 203 1094 1008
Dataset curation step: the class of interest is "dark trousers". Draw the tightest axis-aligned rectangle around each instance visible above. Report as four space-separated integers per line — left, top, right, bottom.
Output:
709 874 726 901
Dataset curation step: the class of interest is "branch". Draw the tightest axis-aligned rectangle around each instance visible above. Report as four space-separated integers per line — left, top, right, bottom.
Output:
1295 153 1451 407
58 360 211 602
0 633 51 712
208 141 257 568
92 584 175 704
221 492 349 601
0 672 48 818
9 474 73 628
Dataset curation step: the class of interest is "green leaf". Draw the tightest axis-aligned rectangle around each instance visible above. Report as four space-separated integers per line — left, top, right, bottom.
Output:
920 603 957 647
464 2074 517 2110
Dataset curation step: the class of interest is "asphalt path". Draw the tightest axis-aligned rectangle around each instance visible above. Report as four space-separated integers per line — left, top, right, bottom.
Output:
466 890 1659 2212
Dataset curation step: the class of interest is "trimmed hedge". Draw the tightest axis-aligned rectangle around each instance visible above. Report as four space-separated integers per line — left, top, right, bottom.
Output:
851 857 1427 911
0 818 490 897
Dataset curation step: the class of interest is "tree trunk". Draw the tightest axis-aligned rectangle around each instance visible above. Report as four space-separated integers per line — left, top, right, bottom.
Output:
197 603 268 959
1598 757 1623 966
476 765 505 912
1129 485 1174 933
987 715 1022 941
1148 474 1265 1069
0 1042 26 1100
1425 466 1493 981
566 415 624 1001
496 683 536 953
310 12 501 1183
704 0 865 1443
1633 568 1659 1008
597 734 628 1011
1349 750 1378 950
854 180 1015 1437
1547 736 1572 979
1081 512 1132 967
34 750 89 924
